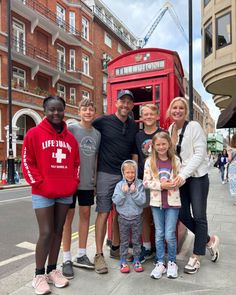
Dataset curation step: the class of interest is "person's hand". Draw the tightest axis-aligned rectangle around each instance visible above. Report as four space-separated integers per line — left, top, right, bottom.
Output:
173 175 185 187
130 183 136 193
122 183 129 193
161 180 176 190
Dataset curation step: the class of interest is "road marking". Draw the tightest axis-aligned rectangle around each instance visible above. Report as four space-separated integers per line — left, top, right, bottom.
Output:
0 225 96 267
16 242 36 251
0 196 31 203
0 252 34 267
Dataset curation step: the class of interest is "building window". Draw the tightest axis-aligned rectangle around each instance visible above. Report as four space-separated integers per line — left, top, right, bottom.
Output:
82 54 89 75
69 88 76 104
204 0 211 7
13 67 26 89
216 12 231 49
57 83 66 99
103 97 107 113
82 17 89 40
104 32 112 48
56 4 65 30
57 44 66 72
16 115 27 141
117 43 122 54
69 49 76 71
69 11 76 34
204 22 212 57
82 90 89 99
12 19 25 54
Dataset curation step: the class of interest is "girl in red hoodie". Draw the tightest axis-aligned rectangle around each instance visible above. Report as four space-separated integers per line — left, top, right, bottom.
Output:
22 96 80 295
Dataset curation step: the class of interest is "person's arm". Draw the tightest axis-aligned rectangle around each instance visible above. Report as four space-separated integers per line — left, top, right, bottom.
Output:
179 121 207 180
143 158 162 191
112 182 127 205
21 132 43 187
132 154 138 163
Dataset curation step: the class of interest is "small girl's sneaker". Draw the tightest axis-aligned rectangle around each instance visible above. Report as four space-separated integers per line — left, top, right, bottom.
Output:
133 261 144 272
167 261 178 279
47 269 69 288
32 274 50 295
150 262 166 279
120 262 130 273
184 257 200 274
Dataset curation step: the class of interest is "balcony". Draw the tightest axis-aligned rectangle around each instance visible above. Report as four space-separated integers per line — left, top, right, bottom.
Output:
11 36 81 86
12 0 81 46
92 5 137 50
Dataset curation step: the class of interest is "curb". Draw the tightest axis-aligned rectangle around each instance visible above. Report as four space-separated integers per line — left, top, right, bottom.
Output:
0 184 30 190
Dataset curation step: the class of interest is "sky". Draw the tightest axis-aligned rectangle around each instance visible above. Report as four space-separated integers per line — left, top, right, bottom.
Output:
100 0 223 131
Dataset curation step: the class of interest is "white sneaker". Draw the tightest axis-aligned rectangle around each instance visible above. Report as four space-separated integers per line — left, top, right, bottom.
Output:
207 235 220 262
184 257 200 274
167 261 178 279
150 262 166 279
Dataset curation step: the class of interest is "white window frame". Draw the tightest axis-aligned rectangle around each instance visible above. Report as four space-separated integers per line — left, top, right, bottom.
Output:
69 11 76 34
82 90 89 99
82 17 89 40
12 19 25 54
13 66 26 89
102 75 107 93
104 32 112 48
82 54 89 76
69 49 76 71
56 4 65 30
57 44 66 73
57 83 66 100
69 87 76 104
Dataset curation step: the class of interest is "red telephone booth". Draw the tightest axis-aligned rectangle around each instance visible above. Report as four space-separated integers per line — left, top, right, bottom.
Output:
107 47 184 129
106 48 186 250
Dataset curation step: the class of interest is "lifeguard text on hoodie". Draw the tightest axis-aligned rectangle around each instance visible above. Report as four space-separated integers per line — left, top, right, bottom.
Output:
22 118 80 198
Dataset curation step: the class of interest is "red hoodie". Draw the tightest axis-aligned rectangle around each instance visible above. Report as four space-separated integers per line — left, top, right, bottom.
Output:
22 118 80 198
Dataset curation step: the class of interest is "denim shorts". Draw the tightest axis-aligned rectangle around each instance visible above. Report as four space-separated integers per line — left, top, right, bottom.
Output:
32 194 73 209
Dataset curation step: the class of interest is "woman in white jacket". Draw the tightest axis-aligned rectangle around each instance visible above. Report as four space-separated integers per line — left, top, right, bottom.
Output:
166 97 219 274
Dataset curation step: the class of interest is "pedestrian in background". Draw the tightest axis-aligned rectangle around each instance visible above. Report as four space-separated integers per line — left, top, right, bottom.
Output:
134 104 162 263
143 131 181 279
227 134 236 205
112 160 146 273
167 96 220 275
92 90 137 274
62 99 100 279
218 149 228 184
22 96 80 295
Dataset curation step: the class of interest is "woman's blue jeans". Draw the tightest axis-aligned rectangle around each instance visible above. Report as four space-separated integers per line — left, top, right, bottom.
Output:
151 207 179 263
219 165 225 181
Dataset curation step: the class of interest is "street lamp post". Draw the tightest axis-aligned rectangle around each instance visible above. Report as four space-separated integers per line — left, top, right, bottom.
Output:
7 0 15 184
188 0 193 121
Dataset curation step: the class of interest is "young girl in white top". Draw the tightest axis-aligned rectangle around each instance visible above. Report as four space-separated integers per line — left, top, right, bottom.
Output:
143 131 181 279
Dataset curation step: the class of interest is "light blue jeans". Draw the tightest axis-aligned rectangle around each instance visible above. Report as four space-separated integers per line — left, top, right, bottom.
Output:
151 207 179 263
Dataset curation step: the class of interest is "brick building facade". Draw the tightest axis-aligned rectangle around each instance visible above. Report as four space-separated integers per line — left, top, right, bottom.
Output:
0 0 137 178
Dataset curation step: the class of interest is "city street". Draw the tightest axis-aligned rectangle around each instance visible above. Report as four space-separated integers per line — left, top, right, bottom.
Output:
0 187 96 280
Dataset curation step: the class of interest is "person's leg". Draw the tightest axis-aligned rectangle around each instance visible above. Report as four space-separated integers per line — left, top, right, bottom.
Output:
95 212 109 254
118 216 130 261
140 206 153 262
150 207 166 279
220 166 224 182
165 208 179 262
112 209 120 246
62 208 75 260
47 202 70 268
131 216 142 259
151 207 165 263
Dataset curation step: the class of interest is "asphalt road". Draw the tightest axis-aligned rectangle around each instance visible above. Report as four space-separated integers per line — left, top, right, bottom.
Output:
0 187 96 280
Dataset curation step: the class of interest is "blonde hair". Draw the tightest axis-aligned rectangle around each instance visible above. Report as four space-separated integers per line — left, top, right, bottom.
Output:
140 104 158 115
230 134 236 148
166 96 189 119
122 161 136 173
150 131 177 177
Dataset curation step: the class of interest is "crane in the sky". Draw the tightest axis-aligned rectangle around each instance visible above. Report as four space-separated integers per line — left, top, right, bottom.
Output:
138 1 188 48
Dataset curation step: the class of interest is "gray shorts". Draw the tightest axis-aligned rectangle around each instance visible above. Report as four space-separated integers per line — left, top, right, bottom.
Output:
96 172 121 213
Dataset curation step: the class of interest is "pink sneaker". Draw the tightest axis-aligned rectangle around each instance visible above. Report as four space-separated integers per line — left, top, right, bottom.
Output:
32 274 50 295
47 269 69 288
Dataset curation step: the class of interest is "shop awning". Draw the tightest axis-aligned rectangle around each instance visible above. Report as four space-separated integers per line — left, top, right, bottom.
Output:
216 98 236 128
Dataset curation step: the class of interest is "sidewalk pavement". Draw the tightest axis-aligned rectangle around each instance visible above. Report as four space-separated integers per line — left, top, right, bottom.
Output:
2 167 236 294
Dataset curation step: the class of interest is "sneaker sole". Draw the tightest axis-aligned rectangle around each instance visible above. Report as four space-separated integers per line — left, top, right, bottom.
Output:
150 274 162 279
32 285 51 295
62 274 74 280
73 262 95 269
48 280 69 288
95 268 108 274
167 274 178 279
184 267 199 274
